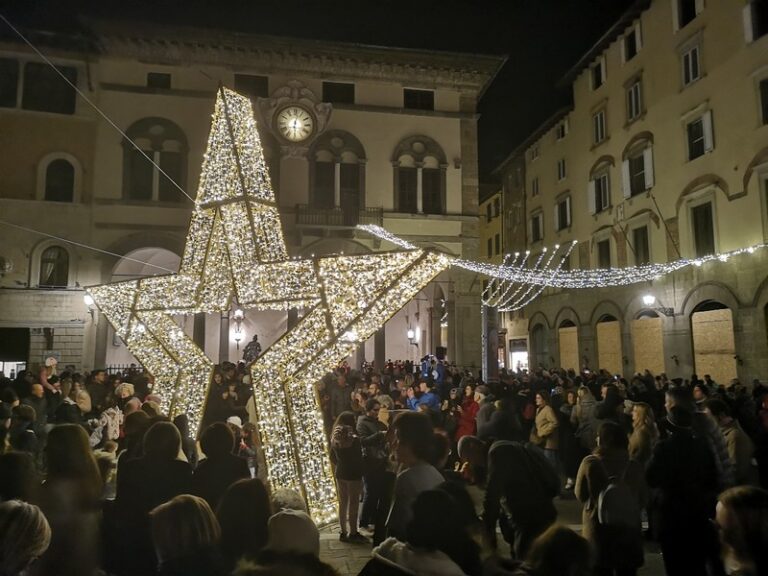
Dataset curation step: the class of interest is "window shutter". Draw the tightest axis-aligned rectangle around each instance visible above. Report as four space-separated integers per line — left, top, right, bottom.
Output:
620 38 626 63
743 4 755 44
588 180 596 214
643 147 655 189
636 23 643 50
703 110 714 152
695 0 704 15
566 196 572 226
554 204 560 231
600 55 607 83
622 159 632 198
671 0 680 31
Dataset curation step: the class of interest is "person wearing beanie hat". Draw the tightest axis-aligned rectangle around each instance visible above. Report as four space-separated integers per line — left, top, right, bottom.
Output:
265 509 320 557
647 405 720 576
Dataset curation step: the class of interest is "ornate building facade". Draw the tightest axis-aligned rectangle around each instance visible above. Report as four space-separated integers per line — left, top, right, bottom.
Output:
494 0 768 383
0 19 504 374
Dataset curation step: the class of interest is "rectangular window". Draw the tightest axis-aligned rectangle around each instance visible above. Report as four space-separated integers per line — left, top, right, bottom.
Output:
597 239 611 268
22 62 77 114
494 197 501 218
487 238 493 258
486 203 493 221
128 149 154 201
531 213 543 242
398 167 418 212
403 88 434 111
682 45 701 86
494 233 501 255
692 201 715 257
592 109 606 144
313 162 335 209
678 0 699 29
0 58 19 108
234 74 269 100
340 162 360 215
556 120 568 140
760 78 768 125
627 80 642 121
322 81 355 104
749 0 768 40
557 158 567 181
687 113 713 160
146 72 171 90
595 173 610 212
531 177 540 196
531 145 540 160
629 154 646 196
556 197 571 231
591 59 605 90
422 168 442 214
633 226 650 265
624 26 639 61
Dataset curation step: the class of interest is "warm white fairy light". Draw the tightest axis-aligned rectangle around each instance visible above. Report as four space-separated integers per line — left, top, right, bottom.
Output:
88 88 448 525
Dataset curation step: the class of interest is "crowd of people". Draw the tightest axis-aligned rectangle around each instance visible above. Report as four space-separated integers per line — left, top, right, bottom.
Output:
2 353 768 576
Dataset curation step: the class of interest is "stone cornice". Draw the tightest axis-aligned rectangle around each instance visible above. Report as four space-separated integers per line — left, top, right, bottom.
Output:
86 19 505 97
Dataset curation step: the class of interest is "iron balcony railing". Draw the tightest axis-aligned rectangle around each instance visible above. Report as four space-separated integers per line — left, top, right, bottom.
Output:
295 204 383 227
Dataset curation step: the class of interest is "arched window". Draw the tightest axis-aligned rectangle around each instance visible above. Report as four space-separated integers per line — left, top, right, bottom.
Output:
596 314 622 375
123 118 188 203
392 136 447 215
39 246 69 287
309 130 366 225
44 159 75 202
558 319 579 370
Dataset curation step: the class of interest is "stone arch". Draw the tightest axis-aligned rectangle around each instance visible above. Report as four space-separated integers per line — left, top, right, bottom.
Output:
625 293 663 324
308 129 367 213
554 306 581 329
621 131 654 159
527 310 551 331
625 207 661 228
588 155 615 176
674 174 731 215
99 232 185 281
589 299 624 328
681 281 741 319
391 135 447 164
310 129 366 161
742 145 768 194
750 271 768 310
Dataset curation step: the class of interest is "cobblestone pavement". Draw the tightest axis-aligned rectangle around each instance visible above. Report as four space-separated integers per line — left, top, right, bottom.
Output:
319 496 666 576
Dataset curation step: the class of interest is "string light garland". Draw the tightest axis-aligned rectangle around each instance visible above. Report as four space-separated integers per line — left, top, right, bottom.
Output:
87 88 448 524
360 225 768 310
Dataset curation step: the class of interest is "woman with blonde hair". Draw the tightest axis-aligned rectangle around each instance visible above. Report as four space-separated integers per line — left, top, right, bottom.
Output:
0 500 51 576
629 402 659 468
150 494 224 576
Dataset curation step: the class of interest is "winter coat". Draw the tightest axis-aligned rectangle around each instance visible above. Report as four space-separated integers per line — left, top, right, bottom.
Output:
357 414 388 466
692 411 736 489
331 424 364 481
628 425 656 468
329 383 351 420
530 405 559 450
574 449 647 568
572 395 599 450
455 397 479 441
720 420 757 485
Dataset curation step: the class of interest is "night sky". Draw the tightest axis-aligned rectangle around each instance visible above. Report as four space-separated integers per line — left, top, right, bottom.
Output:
2 0 635 178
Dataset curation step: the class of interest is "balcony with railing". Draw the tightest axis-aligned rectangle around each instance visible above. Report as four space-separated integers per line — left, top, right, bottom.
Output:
295 204 383 228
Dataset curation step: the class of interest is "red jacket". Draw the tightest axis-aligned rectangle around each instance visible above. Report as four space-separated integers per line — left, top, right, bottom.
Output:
455 397 479 441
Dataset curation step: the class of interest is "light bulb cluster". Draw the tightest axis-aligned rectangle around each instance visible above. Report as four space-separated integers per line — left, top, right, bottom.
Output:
88 88 449 524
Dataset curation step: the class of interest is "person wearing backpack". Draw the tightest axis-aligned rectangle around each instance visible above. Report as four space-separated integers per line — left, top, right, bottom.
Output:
483 440 560 560
575 421 647 576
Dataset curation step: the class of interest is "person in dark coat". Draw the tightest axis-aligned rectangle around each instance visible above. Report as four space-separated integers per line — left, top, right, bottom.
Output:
483 440 560 560
111 421 193 574
22 383 48 438
192 422 250 510
356 398 389 532
646 406 719 576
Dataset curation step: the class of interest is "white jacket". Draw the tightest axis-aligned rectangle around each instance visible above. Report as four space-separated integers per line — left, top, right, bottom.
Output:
372 538 467 576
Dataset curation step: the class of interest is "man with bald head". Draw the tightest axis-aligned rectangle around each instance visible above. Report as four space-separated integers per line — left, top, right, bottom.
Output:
22 383 47 437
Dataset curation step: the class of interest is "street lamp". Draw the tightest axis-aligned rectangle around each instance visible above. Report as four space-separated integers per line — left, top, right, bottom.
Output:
83 293 95 319
642 294 674 317
232 308 245 349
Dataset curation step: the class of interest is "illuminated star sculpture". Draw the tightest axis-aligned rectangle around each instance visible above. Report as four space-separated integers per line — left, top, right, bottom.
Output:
88 88 448 522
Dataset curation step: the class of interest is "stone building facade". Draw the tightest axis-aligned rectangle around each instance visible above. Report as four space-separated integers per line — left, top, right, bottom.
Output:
494 0 768 384
0 19 504 374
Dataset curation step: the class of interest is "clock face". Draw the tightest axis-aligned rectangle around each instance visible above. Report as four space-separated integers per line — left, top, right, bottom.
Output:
276 106 314 142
